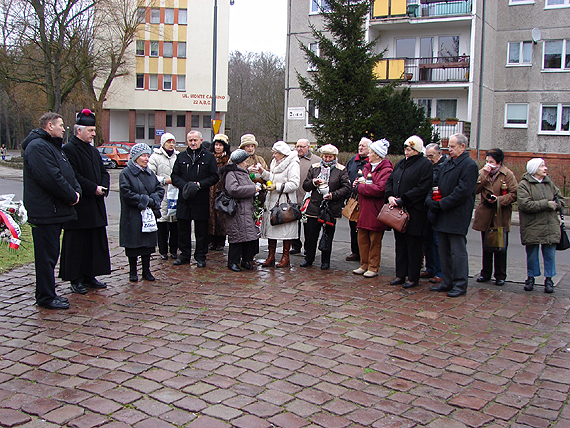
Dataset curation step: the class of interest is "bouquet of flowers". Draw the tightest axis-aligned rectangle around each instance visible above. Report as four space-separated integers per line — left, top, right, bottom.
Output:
0 194 27 250
250 173 267 228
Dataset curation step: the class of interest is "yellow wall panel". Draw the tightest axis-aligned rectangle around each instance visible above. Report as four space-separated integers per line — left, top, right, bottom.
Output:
388 59 405 79
374 60 388 80
178 25 187 41
149 57 159 73
373 0 389 17
391 0 407 15
179 0 187 8
136 57 145 73
136 26 145 39
177 59 186 75
165 0 174 8
164 25 173 40
163 58 173 74
148 24 160 40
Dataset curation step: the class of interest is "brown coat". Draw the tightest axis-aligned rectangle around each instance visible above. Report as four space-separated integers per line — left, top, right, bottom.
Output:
209 152 230 236
472 165 518 232
243 153 268 171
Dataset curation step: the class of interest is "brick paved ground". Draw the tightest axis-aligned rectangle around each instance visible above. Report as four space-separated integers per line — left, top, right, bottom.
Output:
1 244 569 428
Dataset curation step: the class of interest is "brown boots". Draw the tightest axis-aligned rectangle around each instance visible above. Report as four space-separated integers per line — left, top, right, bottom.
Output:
276 240 291 268
262 239 291 268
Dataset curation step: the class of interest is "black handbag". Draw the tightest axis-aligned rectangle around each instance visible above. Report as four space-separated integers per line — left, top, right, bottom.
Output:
269 187 301 226
557 210 570 251
213 189 237 216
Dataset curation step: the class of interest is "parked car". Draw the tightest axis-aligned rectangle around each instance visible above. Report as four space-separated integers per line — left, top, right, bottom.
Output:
100 152 113 169
105 142 136 152
97 145 130 168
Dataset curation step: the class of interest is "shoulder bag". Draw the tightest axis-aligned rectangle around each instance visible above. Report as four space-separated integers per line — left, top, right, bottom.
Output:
213 189 237 216
556 208 570 251
483 203 507 252
342 189 360 222
270 186 301 226
377 204 409 233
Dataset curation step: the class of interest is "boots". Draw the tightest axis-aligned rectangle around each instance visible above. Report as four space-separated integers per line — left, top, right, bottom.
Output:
129 257 138 282
262 239 277 267
141 255 155 281
276 240 291 268
524 276 534 291
544 277 554 293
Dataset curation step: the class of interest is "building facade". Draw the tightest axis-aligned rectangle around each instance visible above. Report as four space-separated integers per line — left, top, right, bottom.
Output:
101 0 230 146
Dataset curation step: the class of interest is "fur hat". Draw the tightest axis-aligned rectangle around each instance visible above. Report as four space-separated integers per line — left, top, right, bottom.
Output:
160 132 176 146
526 158 544 176
240 134 258 148
230 149 250 165
272 141 291 156
213 133 229 145
320 144 339 156
369 139 390 158
404 135 425 154
76 109 95 126
130 143 152 162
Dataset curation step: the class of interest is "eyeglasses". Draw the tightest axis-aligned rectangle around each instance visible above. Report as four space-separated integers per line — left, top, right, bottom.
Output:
426 154 435 158
296 145 308 149
188 138 200 142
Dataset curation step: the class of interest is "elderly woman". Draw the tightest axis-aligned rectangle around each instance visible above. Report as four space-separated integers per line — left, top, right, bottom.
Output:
353 139 393 278
385 135 433 288
148 132 178 260
219 149 260 272
300 144 351 270
254 141 300 268
472 148 517 286
119 144 165 282
240 133 268 171
208 133 231 251
518 158 564 293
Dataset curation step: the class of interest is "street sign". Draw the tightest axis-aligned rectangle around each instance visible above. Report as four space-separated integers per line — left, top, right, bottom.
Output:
288 107 305 120
212 120 222 134
155 129 165 136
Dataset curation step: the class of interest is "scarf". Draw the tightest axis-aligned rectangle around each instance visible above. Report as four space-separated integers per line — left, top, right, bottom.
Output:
164 148 175 157
318 159 336 182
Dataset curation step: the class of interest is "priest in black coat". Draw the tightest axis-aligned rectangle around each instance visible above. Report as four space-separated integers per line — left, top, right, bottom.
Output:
60 109 111 294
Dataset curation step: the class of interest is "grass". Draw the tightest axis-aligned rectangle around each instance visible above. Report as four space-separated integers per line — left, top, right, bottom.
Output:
0 224 34 274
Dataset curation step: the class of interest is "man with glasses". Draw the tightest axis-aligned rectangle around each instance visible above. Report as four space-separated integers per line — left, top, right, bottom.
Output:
291 139 320 255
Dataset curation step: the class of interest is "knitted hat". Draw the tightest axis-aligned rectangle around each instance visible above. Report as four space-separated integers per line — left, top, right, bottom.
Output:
160 132 176 146
130 143 152 162
230 149 250 165
272 141 291 156
404 135 425 154
526 158 544 176
213 133 229 145
369 139 390 158
240 134 258 148
76 109 95 126
320 144 339 156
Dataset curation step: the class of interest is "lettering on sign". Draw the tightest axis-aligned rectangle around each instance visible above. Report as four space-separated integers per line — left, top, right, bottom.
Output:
288 107 305 120
183 93 227 105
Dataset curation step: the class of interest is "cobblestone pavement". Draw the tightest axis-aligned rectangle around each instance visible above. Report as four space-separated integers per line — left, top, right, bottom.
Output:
1 244 569 428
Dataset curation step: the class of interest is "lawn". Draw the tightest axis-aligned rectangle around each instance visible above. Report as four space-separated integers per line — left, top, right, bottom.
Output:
0 224 34 274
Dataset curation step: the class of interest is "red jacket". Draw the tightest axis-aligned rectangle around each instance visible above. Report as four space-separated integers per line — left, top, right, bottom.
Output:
356 158 393 231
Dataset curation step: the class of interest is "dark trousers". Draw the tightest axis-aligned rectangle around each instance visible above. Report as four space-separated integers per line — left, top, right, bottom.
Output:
31 223 62 305
438 231 469 293
304 217 336 265
292 221 304 251
228 240 259 266
480 231 508 281
349 220 359 256
423 223 442 277
178 218 208 262
394 231 423 282
157 221 178 256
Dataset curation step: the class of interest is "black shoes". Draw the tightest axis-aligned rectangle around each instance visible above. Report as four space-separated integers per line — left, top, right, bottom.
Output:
160 254 169 260
447 288 466 298
402 281 419 289
300 260 312 267
476 276 490 283
85 278 107 289
495 279 505 286
39 298 69 310
129 273 138 282
70 283 88 294
228 263 242 272
240 261 254 270
290 248 301 255
197 261 206 268
430 284 450 292
321 263 330 270
545 277 554 293
524 277 535 291
142 272 155 281
173 257 190 265
55 295 69 303
390 277 405 285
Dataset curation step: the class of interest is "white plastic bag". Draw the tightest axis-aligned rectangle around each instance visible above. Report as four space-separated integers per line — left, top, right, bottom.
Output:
141 207 158 232
167 184 178 217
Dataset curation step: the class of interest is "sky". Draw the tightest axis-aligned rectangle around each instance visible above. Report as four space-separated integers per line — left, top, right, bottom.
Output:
228 0 288 57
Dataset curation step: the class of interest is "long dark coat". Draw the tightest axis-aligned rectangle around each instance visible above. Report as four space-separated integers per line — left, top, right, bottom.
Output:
385 154 433 237
356 159 394 232
221 164 260 244
432 151 479 235
171 146 219 220
119 161 165 249
303 162 351 218
209 152 230 236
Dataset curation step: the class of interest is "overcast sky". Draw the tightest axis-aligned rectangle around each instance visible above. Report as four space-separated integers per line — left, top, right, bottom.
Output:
228 0 287 57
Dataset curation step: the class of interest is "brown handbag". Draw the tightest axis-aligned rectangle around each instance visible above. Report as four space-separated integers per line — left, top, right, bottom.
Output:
377 204 409 233
269 187 302 226
342 195 360 222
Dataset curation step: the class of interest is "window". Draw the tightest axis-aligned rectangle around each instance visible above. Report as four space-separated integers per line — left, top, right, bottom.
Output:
136 114 145 139
165 8 174 24
136 8 146 23
179 9 187 24
508 41 532 65
311 0 331 13
540 104 570 134
166 115 173 127
417 99 432 118
177 75 186 91
136 40 145 56
191 115 200 128
307 100 318 127
177 42 186 58
150 8 160 24
164 42 173 58
543 40 570 70
436 99 457 122
150 41 159 57
509 0 534 4
177 115 186 127
396 38 416 59
148 114 155 140
505 103 529 128
439 36 459 62
149 74 158 90
136 74 144 89
163 74 172 91
545 0 570 8
308 43 319 71
203 115 211 128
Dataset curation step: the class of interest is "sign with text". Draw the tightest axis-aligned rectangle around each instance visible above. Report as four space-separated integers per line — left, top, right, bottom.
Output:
288 107 306 120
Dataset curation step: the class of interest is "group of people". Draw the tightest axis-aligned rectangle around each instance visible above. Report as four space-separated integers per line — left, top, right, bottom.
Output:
22 110 565 310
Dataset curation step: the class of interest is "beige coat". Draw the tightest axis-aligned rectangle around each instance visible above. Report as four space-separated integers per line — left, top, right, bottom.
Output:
148 147 177 222
296 151 321 205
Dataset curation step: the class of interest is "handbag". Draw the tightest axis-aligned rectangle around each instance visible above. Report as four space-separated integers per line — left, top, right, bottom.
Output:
483 226 507 252
269 187 301 226
557 209 570 251
141 207 158 233
377 204 409 233
166 184 178 217
213 189 237 216
342 191 360 222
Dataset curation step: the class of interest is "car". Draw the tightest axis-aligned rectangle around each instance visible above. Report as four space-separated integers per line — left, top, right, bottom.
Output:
97 145 130 168
100 152 113 169
105 142 135 152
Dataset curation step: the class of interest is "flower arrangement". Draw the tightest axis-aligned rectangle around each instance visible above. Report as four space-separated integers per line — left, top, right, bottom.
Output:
0 194 27 250
250 173 266 228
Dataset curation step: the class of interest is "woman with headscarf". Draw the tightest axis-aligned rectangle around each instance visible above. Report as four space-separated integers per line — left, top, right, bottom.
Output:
253 141 300 268
385 135 433 288
300 144 351 270
352 139 394 278
208 133 231 251
472 148 517 286
119 143 165 282
518 158 565 293
148 132 178 260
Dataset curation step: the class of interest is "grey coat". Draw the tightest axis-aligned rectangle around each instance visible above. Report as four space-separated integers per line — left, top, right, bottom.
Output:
119 161 165 249
222 164 260 244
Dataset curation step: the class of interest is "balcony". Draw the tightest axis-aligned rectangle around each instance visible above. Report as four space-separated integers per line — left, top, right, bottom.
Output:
374 56 470 83
371 0 472 19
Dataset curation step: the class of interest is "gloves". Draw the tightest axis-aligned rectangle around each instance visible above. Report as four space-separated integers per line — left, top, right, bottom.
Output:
547 201 558 211
426 199 441 211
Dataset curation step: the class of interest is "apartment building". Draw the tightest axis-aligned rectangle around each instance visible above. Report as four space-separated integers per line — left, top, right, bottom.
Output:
101 0 230 145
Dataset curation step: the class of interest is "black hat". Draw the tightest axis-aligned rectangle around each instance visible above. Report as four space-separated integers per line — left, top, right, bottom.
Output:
76 109 96 126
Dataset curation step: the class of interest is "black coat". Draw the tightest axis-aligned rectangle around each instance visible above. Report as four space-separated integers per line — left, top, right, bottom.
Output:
346 154 369 184
386 154 433 236
22 129 81 225
432 151 478 235
62 136 110 229
432 154 449 185
303 162 351 219
171 146 219 220
119 161 165 249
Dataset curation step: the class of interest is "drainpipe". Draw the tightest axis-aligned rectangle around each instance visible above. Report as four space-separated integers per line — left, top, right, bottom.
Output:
475 0 486 161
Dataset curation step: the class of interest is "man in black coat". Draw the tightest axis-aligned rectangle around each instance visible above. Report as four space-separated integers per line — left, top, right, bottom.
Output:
60 109 111 294
426 134 478 297
22 112 81 310
171 130 219 267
